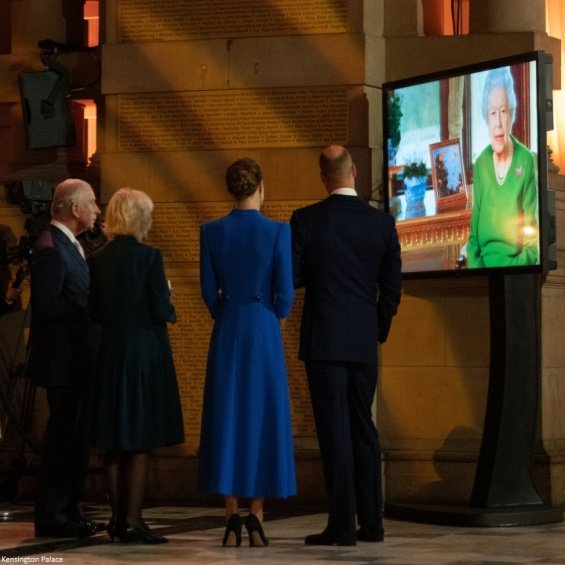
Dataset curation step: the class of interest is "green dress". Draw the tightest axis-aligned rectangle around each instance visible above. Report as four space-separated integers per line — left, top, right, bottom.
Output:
467 136 539 268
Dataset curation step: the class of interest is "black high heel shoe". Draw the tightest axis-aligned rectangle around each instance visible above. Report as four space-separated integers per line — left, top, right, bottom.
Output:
245 514 269 547
222 513 242 547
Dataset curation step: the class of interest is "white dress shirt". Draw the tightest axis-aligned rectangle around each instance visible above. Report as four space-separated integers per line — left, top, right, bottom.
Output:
51 220 85 258
330 187 358 196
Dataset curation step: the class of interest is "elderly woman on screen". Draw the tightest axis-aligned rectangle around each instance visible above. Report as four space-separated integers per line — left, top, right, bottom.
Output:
466 66 539 268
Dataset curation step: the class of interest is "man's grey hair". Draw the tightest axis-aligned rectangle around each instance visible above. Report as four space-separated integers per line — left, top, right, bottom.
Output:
50 179 92 218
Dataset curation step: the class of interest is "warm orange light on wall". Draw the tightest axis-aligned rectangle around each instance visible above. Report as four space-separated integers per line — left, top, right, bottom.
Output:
84 1 100 47
422 0 470 36
81 1 99 164
546 0 564 172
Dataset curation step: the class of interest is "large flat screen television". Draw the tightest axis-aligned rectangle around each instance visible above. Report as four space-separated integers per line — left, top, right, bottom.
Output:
382 51 554 278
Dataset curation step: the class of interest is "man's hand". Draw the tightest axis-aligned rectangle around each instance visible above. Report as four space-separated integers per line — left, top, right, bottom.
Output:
5 281 23 304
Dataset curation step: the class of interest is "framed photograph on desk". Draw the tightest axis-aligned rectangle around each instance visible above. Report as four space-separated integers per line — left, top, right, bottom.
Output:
429 139 468 212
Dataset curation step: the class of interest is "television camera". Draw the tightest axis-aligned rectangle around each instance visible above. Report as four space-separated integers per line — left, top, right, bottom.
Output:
2 180 54 287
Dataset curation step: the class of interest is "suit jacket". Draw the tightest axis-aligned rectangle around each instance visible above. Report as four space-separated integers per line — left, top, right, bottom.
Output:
290 194 402 364
29 225 99 387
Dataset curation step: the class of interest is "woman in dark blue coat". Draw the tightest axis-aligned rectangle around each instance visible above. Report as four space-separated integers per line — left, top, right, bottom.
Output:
198 158 296 547
89 188 184 544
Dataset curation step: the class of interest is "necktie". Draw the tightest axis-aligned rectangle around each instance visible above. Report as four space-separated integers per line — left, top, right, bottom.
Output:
74 239 86 259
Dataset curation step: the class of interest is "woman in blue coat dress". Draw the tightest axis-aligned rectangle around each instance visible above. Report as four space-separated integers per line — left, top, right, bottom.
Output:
198 158 296 547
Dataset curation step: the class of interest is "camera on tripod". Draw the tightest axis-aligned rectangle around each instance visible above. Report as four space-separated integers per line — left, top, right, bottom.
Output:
0 241 29 290
0 181 54 499
2 180 54 287
5 180 53 215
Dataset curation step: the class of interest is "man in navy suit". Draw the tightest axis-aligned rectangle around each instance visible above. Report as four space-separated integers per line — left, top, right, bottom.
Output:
291 145 402 546
30 178 101 538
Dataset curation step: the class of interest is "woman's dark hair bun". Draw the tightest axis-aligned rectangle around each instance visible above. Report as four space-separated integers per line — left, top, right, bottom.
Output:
226 158 263 201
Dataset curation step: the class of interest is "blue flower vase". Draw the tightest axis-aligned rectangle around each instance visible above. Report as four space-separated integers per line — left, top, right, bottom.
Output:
404 176 426 218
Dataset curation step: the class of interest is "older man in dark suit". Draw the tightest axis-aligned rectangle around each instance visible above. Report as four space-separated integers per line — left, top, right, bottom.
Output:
30 178 101 538
290 145 402 546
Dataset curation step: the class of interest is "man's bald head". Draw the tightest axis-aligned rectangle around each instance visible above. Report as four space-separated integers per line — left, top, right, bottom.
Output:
319 145 356 193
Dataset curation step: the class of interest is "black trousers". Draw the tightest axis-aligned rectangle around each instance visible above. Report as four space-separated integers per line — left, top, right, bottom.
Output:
305 360 383 536
35 384 92 527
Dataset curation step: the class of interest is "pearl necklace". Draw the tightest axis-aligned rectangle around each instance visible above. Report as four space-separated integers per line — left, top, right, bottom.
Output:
496 170 508 186
493 145 513 186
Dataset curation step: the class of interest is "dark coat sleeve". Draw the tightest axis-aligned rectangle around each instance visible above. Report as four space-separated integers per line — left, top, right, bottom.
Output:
290 211 305 290
31 245 88 322
147 248 176 324
377 216 402 343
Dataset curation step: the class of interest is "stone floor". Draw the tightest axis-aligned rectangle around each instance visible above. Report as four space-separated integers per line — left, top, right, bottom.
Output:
3 502 565 564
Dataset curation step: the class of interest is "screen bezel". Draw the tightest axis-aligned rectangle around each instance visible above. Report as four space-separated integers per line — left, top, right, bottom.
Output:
382 51 551 279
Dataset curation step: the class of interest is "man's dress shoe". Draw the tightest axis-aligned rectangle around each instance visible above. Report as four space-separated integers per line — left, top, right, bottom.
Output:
357 526 384 542
79 519 106 533
35 520 97 538
304 530 357 546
